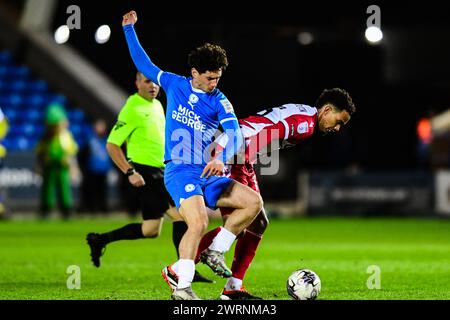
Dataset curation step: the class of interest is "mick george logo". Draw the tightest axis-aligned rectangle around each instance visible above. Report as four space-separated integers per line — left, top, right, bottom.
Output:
169 127 281 175
172 105 206 132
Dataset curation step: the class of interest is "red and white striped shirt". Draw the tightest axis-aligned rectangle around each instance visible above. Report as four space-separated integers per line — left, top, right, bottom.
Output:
217 103 318 163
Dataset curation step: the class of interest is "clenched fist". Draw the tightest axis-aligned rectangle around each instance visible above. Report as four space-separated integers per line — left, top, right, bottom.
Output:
122 11 137 26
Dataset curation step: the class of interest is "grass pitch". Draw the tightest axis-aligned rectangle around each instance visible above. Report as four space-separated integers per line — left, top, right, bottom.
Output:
1 216 449 300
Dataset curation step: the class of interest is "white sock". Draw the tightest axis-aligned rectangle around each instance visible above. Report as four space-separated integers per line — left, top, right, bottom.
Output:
176 259 195 289
208 227 236 253
171 261 180 274
225 277 243 291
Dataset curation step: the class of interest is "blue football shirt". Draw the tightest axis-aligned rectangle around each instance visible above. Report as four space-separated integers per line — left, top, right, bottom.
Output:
124 25 242 166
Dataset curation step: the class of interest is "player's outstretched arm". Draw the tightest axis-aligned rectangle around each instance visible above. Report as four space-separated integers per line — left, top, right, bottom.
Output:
122 10 161 84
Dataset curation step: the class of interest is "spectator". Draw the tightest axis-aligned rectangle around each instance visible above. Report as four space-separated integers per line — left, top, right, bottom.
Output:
78 119 113 213
0 107 9 218
416 112 434 169
35 103 78 219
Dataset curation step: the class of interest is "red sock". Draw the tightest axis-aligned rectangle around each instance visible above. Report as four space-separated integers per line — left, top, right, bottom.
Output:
195 227 221 263
231 230 262 280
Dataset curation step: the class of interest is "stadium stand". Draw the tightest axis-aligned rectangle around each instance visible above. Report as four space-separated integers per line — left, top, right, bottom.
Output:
0 49 91 151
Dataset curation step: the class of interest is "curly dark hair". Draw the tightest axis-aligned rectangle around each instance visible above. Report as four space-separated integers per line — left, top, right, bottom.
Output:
315 88 356 115
188 43 229 74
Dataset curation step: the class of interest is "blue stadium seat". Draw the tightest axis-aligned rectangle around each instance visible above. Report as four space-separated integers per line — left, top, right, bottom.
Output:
0 94 22 108
24 109 43 122
21 123 38 137
2 108 17 122
2 137 13 150
10 136 31 151
0 65 9 77
10 65 30 79
29 79 48 93
22 94 45 108
11 110 33 124
20 136 34 151
0 65 30 79
46 93 67 106
7 123 23 136
10 80 26 92
0 50 91 152
68 109 85 123
69 123 82 136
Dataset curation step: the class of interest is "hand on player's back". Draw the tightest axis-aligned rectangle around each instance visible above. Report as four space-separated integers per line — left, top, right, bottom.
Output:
122 11 137 26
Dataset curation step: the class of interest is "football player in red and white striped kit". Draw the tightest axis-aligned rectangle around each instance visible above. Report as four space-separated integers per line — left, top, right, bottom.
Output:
196 88 356 300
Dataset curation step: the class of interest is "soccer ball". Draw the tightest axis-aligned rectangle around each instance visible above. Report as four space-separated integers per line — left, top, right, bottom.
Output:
286 269 321 300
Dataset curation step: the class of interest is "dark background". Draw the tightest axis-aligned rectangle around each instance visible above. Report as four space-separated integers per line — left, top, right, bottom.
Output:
8 1 450 171
2 0 450 203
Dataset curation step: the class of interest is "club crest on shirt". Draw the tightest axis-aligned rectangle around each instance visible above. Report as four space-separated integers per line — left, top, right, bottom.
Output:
189 94 199 104
220 99 234 114
114 120 126 130
297 121 309 134
187 94 198 109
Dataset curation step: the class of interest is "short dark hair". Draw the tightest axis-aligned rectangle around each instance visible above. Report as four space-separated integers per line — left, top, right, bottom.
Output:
188 43 229 74
315 88 356 116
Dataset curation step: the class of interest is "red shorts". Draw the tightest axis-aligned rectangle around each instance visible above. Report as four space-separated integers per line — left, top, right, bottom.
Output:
220 163 260 217
225 163 260 193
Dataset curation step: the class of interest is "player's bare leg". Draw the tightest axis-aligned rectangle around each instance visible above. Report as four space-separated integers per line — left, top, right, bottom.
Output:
166 205 213 283
196 208 268 299
200 182 262 278
216 181 263 235
221 209 268 299
163 195 208 300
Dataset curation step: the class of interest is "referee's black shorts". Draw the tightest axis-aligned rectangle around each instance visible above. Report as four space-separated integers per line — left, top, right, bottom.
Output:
131 162 175 220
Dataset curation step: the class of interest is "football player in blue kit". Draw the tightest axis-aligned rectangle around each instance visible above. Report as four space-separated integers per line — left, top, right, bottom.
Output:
122 10 263 300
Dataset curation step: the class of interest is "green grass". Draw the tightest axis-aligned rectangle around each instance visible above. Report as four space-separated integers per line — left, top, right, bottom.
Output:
1 216 450 300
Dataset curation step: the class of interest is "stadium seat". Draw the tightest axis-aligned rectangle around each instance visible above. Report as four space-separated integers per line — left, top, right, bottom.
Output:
28 80 49 93
21 123 39 137
0 80 27 94
0 65 9 77
22 94 45 108
46 93 67 106
0 94 22 108
10 65 30 79
2 108 17 122
69 123 82 136
10 136 31 151
9 80 27 92
68 109 85 123
23 109 43 122
0 50 90 152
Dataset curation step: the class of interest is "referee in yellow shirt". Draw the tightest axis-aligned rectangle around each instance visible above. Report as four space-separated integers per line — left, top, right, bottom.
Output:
86 72 212 283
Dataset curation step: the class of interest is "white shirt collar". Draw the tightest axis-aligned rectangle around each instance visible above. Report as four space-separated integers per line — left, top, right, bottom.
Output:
190 80 208 94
